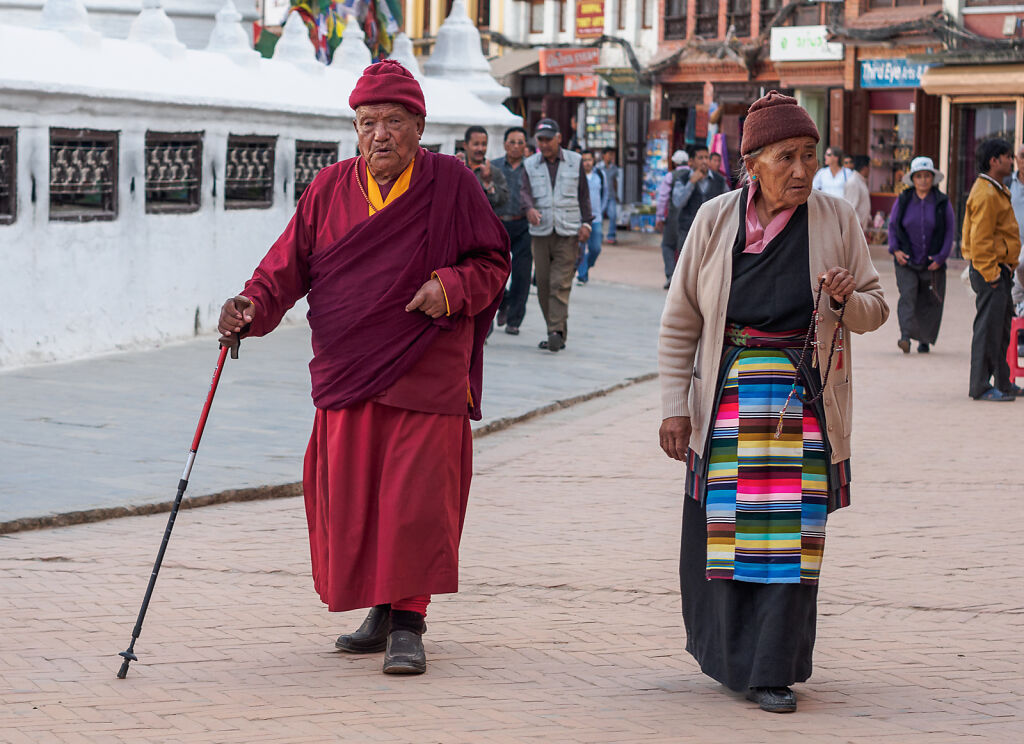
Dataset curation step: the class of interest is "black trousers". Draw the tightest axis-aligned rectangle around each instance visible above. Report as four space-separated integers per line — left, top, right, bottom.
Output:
498 218 532 329
968 265 1014 398
894 261 946 344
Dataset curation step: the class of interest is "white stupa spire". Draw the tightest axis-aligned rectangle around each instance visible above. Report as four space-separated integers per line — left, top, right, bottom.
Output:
38 0 101 46
388 32 421 79
422 0 509 105
273 12 323 73
330 16 372 73
128 0 186 59
206 1 259 67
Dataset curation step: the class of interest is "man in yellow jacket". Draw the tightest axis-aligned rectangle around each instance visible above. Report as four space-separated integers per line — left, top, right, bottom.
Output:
962 137 1022 401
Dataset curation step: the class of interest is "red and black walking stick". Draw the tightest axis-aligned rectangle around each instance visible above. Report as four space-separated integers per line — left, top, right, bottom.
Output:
116 339 238 679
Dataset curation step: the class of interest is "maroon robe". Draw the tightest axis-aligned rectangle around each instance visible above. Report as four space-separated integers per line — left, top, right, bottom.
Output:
240 149 510 611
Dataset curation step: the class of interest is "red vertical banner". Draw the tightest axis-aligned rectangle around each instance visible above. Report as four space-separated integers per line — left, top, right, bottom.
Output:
575 1 605 38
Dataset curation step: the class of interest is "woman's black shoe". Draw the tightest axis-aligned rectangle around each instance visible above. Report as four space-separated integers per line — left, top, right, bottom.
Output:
746 686 797 713
918 342 930 353
382 630 427 674
335 604 390 653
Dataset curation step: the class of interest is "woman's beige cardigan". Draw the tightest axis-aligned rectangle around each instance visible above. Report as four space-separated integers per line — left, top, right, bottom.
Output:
659 189 889 464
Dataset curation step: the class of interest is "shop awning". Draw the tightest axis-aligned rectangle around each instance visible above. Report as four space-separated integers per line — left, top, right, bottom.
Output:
489 49 540 84
921 64 1024 96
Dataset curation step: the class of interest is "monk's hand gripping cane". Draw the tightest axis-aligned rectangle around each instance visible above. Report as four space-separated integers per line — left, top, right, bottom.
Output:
116 336 239 679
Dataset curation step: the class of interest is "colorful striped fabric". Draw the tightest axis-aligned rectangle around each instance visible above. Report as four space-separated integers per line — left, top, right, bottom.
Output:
704 349 828 585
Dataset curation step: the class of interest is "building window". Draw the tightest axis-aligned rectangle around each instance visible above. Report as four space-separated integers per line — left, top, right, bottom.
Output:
870 0 929 7
530 0 544 33
294 141 338 203
642 0 653 28
665 0 687 40
760 0 780 32
144 132 202 214
617 0 626 29
727 0 750 37
695 0 719 37
0 128 14 225
560 0 567 32
225 135 276 210
793 3 822 25
49 129 118 222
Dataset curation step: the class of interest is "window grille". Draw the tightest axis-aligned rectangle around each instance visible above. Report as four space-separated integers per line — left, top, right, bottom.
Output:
225 135 276 209
695 0 719 37
760 0 780 32
145 132 202 214
0 128 14 224
49 129 118 222
728 0 751 37
664 0 688 40
294 141 338 203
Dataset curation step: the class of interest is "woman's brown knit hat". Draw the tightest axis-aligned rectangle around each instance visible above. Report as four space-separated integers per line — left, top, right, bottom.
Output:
740 91 819 155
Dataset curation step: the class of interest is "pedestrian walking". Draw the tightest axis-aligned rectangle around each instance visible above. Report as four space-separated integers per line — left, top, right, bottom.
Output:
217 61 510 675
845 155 872 233
887 156 955 354
658 91 888 714
657 150 689 289
597 147 620 244
671 145 728 257
520 118 593 352
812 146 853 199
577 150 606 284
493 126 531 336
962 137 1022 401
463 125 509 212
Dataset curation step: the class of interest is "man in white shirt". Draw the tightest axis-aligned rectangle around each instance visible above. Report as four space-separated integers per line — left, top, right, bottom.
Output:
844 154 872 233
812 146 854 199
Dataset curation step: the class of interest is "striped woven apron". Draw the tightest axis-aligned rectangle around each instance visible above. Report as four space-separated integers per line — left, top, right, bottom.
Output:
687 326 850 586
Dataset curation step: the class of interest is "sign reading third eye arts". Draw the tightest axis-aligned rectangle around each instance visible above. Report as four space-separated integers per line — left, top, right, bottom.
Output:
860 59 932 89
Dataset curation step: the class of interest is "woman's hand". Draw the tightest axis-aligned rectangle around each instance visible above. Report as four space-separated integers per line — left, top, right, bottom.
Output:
893 250 909 266
819 267 856 304
659 416 692 461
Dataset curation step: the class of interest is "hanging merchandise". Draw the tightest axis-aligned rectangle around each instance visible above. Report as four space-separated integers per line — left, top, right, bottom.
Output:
584 98 616 150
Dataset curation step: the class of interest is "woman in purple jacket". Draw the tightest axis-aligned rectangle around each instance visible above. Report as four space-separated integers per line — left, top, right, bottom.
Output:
888 157 956 353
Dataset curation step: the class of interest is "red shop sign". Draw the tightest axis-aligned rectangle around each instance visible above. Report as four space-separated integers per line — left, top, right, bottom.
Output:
539 47 601 75
564 74 601 98
575 0 605 38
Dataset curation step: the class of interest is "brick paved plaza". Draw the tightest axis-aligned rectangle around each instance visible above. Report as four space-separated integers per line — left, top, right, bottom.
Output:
2 243 1023 743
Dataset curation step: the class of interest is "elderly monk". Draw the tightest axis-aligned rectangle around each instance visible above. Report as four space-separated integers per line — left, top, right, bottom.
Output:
659 92 888 713
217 61 510 675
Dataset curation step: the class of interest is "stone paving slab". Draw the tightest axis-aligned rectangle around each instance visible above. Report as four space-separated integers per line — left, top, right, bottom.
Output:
0 236 665 524
2 254 1024 742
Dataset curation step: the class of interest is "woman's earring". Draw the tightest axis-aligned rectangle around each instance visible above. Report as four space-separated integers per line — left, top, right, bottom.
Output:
750 173 757 182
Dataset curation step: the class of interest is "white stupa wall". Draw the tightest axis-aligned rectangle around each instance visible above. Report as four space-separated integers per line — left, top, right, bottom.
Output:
0 8 520 369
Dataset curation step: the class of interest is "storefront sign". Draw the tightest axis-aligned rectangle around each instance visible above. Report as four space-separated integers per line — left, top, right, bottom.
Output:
769 26 843 62
860 59 931 89
575 1 605 38
564 74 601 98
539 47 600 75
596 67 652 97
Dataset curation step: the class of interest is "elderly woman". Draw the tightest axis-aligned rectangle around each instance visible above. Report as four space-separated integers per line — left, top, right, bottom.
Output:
888 156 955 353
658 92 888 713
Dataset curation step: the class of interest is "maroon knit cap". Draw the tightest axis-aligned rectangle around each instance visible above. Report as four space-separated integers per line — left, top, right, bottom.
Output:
349 60 426 117
740 90 819 155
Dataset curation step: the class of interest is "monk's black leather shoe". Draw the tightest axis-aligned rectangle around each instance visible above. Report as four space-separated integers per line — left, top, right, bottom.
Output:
335 604 390 653
746 686 797 713
382 630 426 674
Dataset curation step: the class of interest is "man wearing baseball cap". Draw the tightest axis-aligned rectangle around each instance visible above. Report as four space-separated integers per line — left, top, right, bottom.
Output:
519 118 594 351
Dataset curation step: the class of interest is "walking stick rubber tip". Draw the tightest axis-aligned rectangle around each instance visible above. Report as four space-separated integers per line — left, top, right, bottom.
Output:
116 650 137 679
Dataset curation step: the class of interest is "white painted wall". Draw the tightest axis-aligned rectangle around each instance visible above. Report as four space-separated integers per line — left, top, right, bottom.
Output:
0 13 520 368
0 0 260 48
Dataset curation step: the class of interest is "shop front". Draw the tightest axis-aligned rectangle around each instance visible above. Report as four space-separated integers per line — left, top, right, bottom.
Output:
858 58 942 232
923 63 1024 241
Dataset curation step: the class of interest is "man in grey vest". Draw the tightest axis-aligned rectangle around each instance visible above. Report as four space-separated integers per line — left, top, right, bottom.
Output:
520 119 593 352
672 146 728 257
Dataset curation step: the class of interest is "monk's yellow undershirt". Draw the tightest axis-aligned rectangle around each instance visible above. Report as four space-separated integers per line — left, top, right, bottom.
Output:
366 157 415 216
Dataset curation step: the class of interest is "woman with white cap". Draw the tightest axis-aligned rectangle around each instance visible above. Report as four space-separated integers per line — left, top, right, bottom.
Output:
887 156 956 353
